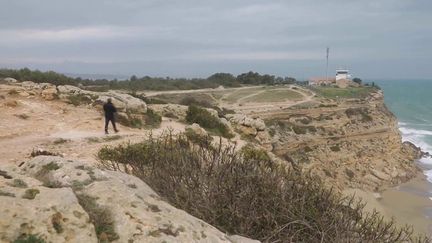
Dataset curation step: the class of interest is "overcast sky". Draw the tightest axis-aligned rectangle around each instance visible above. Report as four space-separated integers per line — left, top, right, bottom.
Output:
1 0 431 79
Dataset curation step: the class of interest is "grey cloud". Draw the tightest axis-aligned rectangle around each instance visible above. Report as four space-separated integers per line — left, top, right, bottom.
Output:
0 0 431 79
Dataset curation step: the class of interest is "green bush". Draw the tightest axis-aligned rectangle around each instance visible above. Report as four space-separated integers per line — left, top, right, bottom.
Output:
186 105 233 138
97 134 428 242
345 108 373 122
144 109 162 128
67 94 93 106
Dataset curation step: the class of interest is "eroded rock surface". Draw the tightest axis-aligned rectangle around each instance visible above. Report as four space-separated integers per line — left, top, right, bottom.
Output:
0 156 259 243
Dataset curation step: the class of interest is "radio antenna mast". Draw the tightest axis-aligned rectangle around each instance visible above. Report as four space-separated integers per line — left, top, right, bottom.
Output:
326 47 330 83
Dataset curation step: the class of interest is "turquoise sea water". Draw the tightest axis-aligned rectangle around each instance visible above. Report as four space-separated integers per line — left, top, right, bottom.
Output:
377 80 432 182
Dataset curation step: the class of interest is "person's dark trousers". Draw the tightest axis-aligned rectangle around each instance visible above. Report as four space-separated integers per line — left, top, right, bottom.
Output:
105 116 118 133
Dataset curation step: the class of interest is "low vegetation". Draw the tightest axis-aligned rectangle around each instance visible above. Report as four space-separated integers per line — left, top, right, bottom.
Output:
22 189 40 200
13 234 45 243
345 107 373 122
117 109 161 129
97 134 428 242
144 109 162 128
1 68 296 91
311 86 377 99
66 94 95 106
186 105 233 138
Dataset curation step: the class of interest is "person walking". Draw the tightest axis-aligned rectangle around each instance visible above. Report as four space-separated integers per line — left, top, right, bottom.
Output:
103 98 119 134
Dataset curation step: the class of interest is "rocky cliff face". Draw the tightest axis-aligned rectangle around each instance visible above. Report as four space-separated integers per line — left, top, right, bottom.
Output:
261 91 421 191
0 156 258 243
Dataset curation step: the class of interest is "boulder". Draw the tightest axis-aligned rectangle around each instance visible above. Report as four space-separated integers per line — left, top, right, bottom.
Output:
149 104 188 120
20 81 40 90
370 169 391 181
41 87 58 100
4 77 18 84
186 123 208 137
0 156 259 243
0 167 97 242
226 114 266 131
107 92 147 114
57 85 82 94
238 126 257 136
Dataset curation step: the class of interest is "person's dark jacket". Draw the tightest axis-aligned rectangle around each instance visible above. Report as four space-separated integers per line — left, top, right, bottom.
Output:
103 102 117 119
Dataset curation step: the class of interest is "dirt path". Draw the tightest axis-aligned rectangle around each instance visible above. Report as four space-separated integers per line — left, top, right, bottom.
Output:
0 90 186 166
142 85 262 97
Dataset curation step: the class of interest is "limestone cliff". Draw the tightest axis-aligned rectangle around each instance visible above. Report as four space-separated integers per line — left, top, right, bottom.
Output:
258 90 421 191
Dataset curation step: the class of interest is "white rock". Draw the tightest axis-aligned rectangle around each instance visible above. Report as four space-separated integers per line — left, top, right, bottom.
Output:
0 156 260 243
4 77 18 84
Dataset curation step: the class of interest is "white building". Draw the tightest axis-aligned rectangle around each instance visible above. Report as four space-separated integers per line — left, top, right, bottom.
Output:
335 69 352 81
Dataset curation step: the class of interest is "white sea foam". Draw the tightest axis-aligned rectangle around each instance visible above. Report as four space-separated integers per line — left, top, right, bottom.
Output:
399 127 432 137
399 123 432 183
424 170 432 184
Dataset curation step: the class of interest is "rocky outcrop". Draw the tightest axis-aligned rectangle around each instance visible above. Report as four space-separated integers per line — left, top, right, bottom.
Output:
7 80 147 113
186 123 209 137
57 85 147 114
225 114 271 148
263 97 422 191
149 104 189 120
0 156 258 243
3 77 18 84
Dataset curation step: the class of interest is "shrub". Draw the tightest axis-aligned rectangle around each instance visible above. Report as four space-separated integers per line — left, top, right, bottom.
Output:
0 190 15 197
180 97 212 108
185 127 213 147
330 145 341 152
116 113 143 128
186 105 233 138
10 179 28 188
97 134 428 242
345 108 373 122
8 89 19 95
22 189 40 200
144 108 162 128
13 234 45 243
15 114 29 120
67 94 93 106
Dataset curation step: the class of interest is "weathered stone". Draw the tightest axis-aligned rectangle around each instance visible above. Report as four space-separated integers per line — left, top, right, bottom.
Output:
57 85 82 94
0 166 97 243
149 104 188 120
186 123 208 137
238 126 257 136
4 77 18 84
0 156 259 243
107 91 147 114
370 169 391 181
41 87 58 100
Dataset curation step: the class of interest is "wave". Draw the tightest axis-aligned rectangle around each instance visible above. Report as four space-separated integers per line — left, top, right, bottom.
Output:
399 127 432 137
398 122 432 183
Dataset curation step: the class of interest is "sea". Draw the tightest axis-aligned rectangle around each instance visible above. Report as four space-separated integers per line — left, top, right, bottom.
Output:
376 80 432 183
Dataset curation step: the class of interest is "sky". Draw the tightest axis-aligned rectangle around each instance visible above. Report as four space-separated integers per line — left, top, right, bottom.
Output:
0 0 431 80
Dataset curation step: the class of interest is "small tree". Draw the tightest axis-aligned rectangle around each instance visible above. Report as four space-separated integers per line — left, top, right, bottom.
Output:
353 77 362 85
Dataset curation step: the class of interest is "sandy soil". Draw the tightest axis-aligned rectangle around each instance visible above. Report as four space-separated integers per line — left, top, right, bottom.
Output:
0 90 186 166
344 175 432 236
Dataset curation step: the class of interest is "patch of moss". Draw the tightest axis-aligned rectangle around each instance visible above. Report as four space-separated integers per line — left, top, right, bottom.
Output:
22 189 40 200
10 178 28 188
51 212 64 233
0 190 15 197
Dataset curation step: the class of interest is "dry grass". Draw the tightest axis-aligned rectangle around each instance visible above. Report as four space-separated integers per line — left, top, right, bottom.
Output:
243 89 304 103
